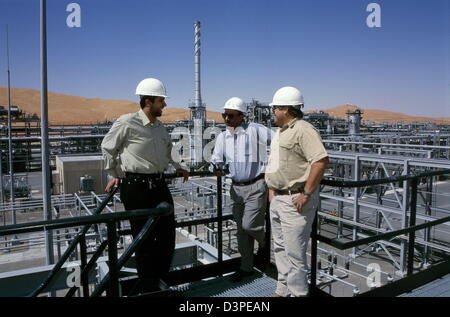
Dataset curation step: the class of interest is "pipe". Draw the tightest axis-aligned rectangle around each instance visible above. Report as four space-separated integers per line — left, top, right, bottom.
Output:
194 21 202 108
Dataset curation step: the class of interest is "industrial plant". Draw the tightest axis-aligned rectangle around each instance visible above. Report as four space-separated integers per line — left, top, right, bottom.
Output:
0 16 449 298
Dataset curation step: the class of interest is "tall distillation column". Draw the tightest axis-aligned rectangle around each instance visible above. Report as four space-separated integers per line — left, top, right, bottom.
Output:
190 21 206 168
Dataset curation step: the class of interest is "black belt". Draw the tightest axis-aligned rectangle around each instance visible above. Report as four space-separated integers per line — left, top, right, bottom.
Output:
232 174 265 186
274 189 302 196
273 183 306 196
124 172 165 180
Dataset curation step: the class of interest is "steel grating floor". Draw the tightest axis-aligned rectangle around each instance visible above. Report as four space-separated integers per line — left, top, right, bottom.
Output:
399 273 450 297
172 270 277 297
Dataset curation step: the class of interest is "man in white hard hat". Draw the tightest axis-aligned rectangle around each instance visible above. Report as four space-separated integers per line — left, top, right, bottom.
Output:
101 78 189 294
265 86 329 297
210 97 273 282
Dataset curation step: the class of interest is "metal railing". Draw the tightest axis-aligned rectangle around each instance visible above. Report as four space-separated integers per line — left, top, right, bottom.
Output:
0 197 172 297
2 168 449 297
310 168 450 296
31 186 118 296
0 171 235 297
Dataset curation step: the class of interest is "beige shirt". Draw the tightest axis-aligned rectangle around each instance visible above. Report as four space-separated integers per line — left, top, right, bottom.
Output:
101 109 181 178
265 119 328 190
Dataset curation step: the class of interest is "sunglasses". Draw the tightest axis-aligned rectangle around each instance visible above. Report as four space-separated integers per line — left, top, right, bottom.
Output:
272 106 287 113
222 113 240 119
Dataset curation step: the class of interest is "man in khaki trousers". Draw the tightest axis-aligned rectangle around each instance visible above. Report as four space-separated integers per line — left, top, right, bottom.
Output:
265 86 329 297
211 97 273 282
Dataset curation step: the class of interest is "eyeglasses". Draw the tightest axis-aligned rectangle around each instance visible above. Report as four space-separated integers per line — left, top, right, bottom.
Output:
222 113 237 119
272 106 287 113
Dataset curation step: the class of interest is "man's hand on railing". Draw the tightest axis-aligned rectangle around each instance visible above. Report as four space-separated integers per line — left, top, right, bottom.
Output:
213 170 225 177
176 168 190 182
105 177 121 193
211 162 229 177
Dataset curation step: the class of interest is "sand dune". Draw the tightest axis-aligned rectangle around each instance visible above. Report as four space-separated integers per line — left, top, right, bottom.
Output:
0 86 223 124
307 104 450 125
1 87 448 125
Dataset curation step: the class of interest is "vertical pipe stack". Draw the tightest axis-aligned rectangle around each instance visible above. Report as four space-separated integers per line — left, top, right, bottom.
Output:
191 21 205 166
194 21 202 109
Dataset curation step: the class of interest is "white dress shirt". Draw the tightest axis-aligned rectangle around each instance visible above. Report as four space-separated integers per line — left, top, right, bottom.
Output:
210 122 273 183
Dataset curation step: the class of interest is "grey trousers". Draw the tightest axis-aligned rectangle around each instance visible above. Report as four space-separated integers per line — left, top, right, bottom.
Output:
230 178 268 272
269 188 319 297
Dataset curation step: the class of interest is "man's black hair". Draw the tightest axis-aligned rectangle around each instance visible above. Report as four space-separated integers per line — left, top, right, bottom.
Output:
287 106 304 119
139 96 157 109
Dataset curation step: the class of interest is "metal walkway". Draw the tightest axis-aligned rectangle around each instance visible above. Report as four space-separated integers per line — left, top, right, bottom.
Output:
173 270 277 297
399 273 450 297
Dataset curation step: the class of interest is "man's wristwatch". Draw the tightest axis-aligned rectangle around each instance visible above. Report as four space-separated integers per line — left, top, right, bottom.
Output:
303 190 313 197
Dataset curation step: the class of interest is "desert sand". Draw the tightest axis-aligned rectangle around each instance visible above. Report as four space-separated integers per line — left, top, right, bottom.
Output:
1 87 449 125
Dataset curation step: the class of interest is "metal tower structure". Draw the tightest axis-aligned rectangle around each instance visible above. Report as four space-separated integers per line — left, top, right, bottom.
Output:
190 21 207 167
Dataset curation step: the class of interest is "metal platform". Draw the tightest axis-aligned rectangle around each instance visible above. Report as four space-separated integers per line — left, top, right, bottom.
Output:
399 273 450 297
173 270 277 297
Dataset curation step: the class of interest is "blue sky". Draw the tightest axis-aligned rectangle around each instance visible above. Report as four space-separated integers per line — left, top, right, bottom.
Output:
0 0 449 117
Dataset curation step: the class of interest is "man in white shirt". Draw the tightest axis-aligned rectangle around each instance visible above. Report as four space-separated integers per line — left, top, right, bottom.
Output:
101 78 189 294
211 97 273 282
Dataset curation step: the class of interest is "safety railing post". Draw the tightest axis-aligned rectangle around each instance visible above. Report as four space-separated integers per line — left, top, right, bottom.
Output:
407 178 418 276
263 196 271 265
310 211 318 296
79 235 89 297
106 220 119 297
216 176 223 275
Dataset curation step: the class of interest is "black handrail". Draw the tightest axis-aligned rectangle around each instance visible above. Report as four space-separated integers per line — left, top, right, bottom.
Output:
321 168 450 187
0 206 173 237
86 171 224 296
310 167 450 295
27 186 119 297
33 204 172 296
1 199 173 296
0 171 225 297
57 203 171 297
315 170 450 250
90 216 161 297
319 208 450 250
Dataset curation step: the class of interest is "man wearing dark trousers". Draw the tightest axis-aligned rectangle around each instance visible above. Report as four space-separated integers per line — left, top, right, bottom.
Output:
102 78 189 293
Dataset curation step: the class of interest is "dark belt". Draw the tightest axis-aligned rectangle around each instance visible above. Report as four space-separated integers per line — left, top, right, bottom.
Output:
274 189 301 196
232 174 265 186
273 184 305 196
124 172 165 180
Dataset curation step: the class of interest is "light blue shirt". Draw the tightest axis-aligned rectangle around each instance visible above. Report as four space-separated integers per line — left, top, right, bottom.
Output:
210 123 274 182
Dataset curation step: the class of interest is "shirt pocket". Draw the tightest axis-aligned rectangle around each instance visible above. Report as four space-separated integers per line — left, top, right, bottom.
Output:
278 140 296 164
280 140 305 160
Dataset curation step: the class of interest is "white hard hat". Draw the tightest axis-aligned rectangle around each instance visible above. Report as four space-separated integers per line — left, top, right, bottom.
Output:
223 97 247 113
269 86 304 107
135 78 168 98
